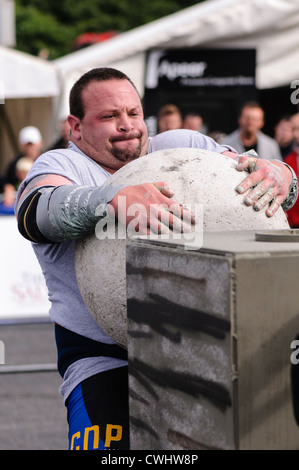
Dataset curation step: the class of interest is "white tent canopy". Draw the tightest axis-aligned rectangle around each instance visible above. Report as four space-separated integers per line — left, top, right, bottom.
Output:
54 0 299 117
0 46 59 171
0 45 59 99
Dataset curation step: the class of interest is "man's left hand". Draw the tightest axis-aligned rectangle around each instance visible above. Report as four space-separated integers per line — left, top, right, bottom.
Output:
235 156 293 217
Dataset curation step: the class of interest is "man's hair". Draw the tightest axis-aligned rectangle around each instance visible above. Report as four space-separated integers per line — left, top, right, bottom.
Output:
69 67 138 119
157 104 181 120
240 101 264 115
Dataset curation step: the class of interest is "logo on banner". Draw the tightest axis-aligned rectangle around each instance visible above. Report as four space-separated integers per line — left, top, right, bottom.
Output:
290 80 299 105
145 50 207 89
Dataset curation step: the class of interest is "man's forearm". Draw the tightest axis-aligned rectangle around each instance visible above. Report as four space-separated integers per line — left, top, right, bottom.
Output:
17 183 126 243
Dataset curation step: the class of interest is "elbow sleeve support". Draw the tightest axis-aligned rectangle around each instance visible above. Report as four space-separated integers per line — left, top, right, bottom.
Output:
17 183 126 243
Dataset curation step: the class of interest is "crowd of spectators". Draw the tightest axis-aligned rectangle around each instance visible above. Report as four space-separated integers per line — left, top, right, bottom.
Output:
0 119 70 215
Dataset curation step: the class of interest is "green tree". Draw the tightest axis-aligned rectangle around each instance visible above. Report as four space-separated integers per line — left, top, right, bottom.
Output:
15 0 204 59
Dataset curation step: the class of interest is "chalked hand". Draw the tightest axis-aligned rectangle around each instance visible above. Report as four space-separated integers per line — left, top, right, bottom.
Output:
235 156 293 217
109 181 196 235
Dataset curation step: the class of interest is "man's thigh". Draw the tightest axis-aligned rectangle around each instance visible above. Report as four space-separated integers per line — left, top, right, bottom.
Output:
67 366 129 450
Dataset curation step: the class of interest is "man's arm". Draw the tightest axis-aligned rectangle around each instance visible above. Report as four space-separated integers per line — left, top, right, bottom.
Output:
16 174 196 243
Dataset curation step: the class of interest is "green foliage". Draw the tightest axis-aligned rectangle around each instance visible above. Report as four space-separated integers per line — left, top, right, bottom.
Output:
14 0 204 59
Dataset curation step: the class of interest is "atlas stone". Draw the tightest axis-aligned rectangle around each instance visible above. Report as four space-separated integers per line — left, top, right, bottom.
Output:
75 148 289 347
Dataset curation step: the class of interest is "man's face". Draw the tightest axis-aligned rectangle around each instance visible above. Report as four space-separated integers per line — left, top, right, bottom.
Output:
183 115 202 131
158 113 182 133
19 142 43 160
275 119 293 146
69 79 148 173
239 106 264 136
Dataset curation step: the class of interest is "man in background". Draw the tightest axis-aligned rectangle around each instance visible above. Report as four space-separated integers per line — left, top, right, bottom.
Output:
157 104 182 133
183 112 203 132
274 114 294 160
221 101 282 160
2 126 43 207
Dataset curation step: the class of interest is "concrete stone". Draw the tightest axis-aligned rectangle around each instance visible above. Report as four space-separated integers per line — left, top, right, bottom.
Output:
75 149 289 347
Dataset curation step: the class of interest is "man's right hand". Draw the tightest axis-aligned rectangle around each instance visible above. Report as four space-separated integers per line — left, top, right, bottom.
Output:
109 181 197 235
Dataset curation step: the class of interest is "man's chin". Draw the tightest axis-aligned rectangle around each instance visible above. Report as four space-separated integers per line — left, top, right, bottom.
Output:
113 153 140 163
112 145 142 163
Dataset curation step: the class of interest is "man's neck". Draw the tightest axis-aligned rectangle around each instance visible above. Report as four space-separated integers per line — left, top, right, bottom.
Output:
68 140 114 174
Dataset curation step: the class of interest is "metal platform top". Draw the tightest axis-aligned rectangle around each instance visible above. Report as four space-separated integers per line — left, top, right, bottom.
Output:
131 230 299 256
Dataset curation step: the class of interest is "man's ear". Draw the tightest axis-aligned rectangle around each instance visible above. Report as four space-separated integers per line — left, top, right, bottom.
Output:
68 115 81 140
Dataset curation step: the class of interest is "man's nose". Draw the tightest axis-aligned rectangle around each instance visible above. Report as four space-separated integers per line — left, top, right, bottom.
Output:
117 114 134 132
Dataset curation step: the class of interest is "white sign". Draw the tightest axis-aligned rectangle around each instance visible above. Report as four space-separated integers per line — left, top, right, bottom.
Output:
0 216 50 319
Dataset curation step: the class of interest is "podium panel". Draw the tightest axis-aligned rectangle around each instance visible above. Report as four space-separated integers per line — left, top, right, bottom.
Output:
126 231 299 450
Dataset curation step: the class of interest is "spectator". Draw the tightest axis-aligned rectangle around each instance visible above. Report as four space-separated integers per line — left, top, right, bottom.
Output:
2 126 43 207
157 104 182 133
274 114 294 160
0 157 33 214
284 113 299 227
48 117 71 150
221 101 282 160
182 112 203 132
15 157 34 183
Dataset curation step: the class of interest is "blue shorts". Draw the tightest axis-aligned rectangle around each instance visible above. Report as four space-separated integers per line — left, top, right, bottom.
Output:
66 366 130 450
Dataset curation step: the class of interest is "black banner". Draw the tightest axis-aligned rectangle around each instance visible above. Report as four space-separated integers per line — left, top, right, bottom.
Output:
143 49 256 136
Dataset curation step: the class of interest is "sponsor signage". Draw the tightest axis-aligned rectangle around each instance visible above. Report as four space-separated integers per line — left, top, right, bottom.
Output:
0 216 50 321
144 49 256 136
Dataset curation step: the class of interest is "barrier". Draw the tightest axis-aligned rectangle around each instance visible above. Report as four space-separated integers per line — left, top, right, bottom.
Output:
0 216 50 321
